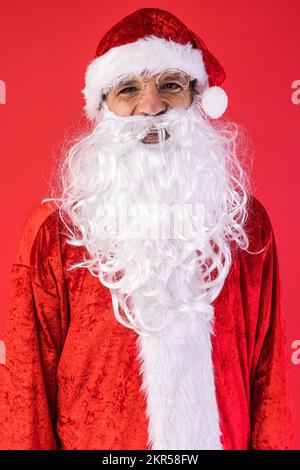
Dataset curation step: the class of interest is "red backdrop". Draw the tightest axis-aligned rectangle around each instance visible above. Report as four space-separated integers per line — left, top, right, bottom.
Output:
1 0 299 448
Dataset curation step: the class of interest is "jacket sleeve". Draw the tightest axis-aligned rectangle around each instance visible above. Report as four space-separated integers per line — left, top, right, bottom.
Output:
250 227 295 449
0 204 68 449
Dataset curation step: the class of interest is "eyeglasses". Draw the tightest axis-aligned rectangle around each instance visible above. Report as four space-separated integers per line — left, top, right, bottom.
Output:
103 68 193 104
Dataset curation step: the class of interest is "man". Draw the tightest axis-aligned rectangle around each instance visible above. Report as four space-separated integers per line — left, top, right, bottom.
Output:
0 8 294 450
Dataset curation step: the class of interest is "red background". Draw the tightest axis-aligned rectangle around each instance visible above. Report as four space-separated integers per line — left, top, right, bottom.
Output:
1 0 299 448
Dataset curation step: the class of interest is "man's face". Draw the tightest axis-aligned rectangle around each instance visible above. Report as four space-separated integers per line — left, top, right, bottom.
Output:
104 69 194 144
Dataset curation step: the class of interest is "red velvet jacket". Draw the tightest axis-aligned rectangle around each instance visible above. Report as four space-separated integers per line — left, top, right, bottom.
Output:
0 196 294 449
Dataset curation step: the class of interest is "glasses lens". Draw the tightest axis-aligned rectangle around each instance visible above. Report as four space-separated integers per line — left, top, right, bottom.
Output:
113 76 144 101
157 71 190 95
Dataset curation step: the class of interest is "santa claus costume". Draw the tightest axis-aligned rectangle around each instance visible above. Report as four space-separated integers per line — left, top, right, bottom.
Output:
0 8 294 450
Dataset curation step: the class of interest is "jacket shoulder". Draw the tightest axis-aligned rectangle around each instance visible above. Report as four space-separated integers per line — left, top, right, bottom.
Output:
13 200 59 267
244 195 273 253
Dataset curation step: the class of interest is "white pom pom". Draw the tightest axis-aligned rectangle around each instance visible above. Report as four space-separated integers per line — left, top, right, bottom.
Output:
201 86 228 119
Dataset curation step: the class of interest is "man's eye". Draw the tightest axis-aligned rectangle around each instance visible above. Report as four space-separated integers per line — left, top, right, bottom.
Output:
162 82 181 90
118 87 137 95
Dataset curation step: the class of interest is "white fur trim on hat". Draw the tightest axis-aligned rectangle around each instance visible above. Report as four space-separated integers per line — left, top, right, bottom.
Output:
82 35 208 121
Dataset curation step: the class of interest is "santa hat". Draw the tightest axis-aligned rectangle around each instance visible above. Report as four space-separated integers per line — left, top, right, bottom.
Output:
82 8 228 121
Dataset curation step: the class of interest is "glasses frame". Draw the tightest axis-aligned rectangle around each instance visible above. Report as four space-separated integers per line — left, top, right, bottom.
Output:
101 68 194 103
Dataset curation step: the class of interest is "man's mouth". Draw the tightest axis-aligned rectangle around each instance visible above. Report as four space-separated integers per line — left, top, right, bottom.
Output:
142 129 170 144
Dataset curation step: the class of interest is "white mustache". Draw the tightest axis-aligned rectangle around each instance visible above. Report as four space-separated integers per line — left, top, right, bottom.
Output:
97 103 199 143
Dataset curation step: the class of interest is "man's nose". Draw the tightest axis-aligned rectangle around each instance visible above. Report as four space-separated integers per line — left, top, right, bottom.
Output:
134 81 168 116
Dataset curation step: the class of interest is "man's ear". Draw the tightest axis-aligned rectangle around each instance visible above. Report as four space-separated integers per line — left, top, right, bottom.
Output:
98 92 108 111
191 79 199 96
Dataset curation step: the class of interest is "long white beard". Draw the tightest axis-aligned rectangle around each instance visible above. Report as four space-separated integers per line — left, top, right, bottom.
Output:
51 99 251 337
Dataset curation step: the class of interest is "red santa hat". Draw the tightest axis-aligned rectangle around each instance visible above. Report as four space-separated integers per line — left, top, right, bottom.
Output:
82 8 228 121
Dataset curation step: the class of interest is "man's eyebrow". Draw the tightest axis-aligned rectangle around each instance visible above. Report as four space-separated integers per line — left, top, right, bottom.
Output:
116 78 141 86
161 73 182 79
112 72 138 86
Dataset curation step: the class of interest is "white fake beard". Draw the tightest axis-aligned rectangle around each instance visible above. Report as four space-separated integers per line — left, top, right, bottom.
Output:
56 99 250 336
